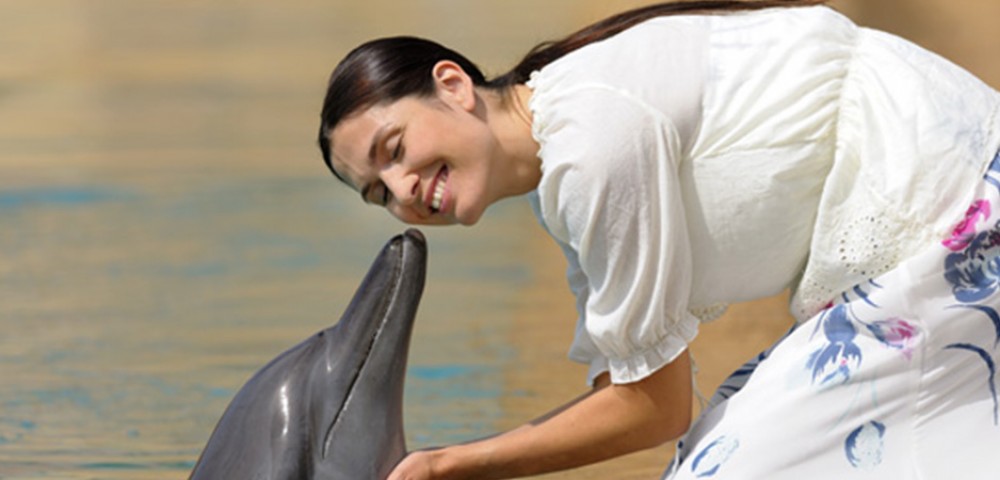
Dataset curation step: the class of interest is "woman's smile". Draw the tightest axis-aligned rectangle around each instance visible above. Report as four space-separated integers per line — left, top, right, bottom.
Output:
428 166 450 213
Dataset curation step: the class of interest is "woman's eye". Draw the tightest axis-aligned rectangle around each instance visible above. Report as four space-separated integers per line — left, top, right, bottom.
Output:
387 132 405 161
381 184 391 206
371 182 391 207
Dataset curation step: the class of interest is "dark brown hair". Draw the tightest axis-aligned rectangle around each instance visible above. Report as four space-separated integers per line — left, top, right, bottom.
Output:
318 0 828 179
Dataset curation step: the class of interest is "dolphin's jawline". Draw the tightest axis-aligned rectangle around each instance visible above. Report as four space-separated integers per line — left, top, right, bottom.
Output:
321 241 406 458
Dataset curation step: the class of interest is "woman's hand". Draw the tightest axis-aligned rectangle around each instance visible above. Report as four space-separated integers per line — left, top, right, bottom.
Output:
387 450 439 480
386 350 693 480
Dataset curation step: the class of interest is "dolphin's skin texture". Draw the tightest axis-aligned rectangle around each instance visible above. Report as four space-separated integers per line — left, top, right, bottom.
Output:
188 229 427 479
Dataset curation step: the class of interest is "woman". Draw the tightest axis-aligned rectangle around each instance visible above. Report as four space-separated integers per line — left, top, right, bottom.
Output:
318 1 1000 478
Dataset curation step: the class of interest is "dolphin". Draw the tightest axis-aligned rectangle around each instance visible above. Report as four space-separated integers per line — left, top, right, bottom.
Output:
188 228 427 479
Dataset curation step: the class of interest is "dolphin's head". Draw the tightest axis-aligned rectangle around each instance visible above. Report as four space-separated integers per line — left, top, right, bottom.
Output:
189 229 427 480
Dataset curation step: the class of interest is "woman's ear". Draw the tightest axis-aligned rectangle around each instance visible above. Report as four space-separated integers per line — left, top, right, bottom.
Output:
432 60 477 112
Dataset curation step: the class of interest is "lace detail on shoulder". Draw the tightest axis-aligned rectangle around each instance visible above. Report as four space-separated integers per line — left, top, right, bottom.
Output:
689 303 729 322
833 213 905 278
791 197 932 321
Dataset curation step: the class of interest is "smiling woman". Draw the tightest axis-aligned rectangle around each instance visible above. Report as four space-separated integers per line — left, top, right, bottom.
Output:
4 0 1000 478
316 1 1000 479
324 43 540 226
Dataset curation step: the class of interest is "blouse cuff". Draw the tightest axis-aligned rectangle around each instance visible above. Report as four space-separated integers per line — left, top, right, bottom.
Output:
606 315 699 385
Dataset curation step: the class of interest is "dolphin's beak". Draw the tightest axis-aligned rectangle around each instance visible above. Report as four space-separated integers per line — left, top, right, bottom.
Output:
317 228 426 471
187 230 428 480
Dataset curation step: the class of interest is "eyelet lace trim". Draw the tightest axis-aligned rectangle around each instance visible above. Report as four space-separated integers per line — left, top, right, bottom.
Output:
791 202 927 321
689 303 729 322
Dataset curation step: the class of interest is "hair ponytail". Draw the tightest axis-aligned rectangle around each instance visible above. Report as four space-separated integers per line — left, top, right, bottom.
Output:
319 0 828 177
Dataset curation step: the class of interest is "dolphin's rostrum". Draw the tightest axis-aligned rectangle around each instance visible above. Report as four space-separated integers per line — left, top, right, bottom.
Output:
189 229 427 479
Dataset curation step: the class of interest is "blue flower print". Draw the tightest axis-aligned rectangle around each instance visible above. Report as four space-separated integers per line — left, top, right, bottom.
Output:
690 435 740 478
845 421 886 470
944 152 1000 302
940 162 1000 428
807 304 862 386
943 220 1000 303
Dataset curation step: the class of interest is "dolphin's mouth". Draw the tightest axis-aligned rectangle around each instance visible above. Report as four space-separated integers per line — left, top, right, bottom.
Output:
321 235 409 458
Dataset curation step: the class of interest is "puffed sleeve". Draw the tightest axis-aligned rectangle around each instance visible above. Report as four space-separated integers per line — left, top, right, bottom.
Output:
531 85 700 385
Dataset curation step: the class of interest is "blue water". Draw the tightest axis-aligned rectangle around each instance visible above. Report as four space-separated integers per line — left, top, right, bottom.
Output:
0 187 128 211
0 165 537 478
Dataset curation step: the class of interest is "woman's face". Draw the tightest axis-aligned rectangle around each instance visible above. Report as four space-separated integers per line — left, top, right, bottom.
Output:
328 91 500 226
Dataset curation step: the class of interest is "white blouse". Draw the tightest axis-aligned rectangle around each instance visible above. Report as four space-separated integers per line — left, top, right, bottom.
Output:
526 5 1000 385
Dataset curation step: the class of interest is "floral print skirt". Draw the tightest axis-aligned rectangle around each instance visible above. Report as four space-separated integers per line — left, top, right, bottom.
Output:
664 151 1000 480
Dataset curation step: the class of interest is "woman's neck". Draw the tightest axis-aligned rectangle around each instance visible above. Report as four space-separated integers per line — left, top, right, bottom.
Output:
481 84 542 198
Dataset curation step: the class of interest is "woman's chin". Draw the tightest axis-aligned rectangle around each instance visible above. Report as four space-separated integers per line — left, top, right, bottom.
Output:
456 205 489 226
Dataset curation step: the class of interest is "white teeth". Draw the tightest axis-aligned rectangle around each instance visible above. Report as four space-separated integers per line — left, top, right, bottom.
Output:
431 179 445 210
430 169 448 211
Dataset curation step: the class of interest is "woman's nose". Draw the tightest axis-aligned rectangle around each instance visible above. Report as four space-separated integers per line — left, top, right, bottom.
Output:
382 168 419 206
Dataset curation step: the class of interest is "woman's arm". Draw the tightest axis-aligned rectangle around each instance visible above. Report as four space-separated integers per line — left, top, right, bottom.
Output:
388 350 692 480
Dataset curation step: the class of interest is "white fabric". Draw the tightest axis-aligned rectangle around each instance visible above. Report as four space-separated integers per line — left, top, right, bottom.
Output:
663 152 1000 479
526 5 1000 385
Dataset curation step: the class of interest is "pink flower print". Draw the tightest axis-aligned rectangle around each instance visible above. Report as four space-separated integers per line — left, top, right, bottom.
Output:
943 199 991 251
864 318 919 360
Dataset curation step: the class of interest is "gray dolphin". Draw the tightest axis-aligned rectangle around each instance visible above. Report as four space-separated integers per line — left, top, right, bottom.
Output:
188 229 427 479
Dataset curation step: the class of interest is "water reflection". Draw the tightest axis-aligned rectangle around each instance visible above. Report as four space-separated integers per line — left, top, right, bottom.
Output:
0 1 994 479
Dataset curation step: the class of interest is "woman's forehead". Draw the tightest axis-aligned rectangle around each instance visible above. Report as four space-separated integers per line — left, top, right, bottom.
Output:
332 108 382 157
329 108 388 190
